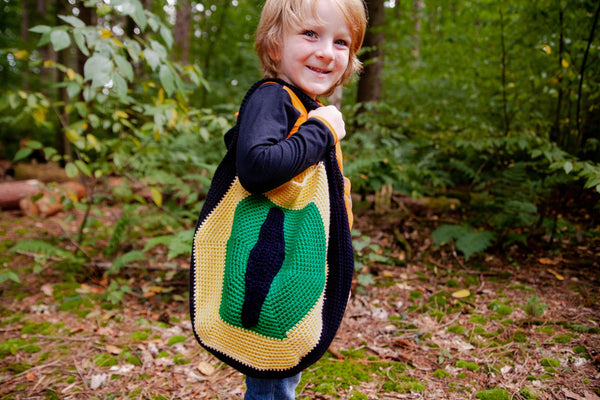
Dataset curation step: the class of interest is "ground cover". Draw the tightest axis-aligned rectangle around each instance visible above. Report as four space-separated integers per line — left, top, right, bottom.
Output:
0 196 599 399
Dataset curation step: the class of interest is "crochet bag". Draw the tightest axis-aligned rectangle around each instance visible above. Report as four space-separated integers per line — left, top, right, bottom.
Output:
189 79 354 379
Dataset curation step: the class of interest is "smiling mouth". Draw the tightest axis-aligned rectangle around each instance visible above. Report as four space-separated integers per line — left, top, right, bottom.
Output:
307 66 330 74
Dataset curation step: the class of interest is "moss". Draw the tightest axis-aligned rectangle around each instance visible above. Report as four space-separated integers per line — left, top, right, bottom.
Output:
433 369 451 378
382 376 426 392
552 334 573 344
536 326 555 335
513 330 528 343
446 279 460 287
167 335 186 346
475 388 509 400
520 386 538 400
487 300 513 316
409 290 423 300
540 358 560 368
456 360 479 371
448 324 466 335
469 314 487 325
130 331 150 341
348 390 368 400
94 353 118 367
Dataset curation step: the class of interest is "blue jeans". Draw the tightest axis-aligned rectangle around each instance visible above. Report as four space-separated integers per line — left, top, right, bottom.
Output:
244 373 301 400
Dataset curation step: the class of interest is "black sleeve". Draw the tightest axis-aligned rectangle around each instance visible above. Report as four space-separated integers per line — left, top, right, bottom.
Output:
236 83 335 194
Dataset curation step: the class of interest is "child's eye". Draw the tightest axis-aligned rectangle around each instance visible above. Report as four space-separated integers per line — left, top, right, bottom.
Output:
302 30 317 38
335 39 349 47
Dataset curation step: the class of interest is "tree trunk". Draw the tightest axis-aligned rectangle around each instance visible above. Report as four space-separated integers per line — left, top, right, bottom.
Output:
356 0 385 105
574 0 600 155
201 0 231 106
499 4 510 135
551 5 564 146
411 0 424 60
174 0 192 64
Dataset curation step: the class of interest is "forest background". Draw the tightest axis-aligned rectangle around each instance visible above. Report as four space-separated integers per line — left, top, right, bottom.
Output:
1 0 599 262
0 0 599 399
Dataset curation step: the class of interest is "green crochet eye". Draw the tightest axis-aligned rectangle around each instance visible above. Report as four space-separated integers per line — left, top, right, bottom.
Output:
220 194 327 339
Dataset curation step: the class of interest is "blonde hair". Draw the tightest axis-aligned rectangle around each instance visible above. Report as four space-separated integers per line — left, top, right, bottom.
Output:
255 0 367 95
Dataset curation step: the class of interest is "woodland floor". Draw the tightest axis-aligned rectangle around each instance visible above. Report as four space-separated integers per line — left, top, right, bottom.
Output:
0 192 599 400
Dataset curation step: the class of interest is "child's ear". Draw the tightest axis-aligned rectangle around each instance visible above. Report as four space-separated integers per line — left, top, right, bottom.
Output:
269 48 280 63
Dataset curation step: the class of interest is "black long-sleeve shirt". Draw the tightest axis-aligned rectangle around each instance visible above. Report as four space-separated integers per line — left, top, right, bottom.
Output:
235 83 337 194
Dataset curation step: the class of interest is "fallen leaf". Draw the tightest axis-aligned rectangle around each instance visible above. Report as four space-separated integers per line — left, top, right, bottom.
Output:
69 325 85 334
452 289 471 298
96 326 115 336
105 344 123 355
90 373 108 390
547 268 564 281
41 283 53 297
539 257 558 265
197 361 216 376
26 370 37 381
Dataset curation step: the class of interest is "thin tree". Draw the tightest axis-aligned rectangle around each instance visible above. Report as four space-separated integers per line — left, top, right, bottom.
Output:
356 0 385 105
174 0 192 64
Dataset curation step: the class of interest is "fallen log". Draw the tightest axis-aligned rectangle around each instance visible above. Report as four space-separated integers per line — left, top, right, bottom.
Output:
0 180 45 209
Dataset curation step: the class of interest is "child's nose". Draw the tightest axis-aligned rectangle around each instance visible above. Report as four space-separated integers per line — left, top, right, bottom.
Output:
316 41 334 60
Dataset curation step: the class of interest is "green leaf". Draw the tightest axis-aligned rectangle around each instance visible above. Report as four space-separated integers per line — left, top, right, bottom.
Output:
66 82 82 99
13 148 33 162
127 0 147 31
50 29 71 52
144 49 160 71
58 14 85 28
112 72 128 101
160 25 173 49
73 31 90 56
74 160 92 177
83 54 112 84
65 162 78 178
0 271 20 284
124 39 141 62
114 54 134 82
159 65 176 96
29 25 51 34
563 161 573 174
26 140 43 149
43 147 58 160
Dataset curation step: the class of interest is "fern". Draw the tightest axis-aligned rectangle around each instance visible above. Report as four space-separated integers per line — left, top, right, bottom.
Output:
143 235 174 252
432 224 496 260
108 250 146 275
142 229 194 259
455 230 495 261
10 240 73 260
167 229 194 259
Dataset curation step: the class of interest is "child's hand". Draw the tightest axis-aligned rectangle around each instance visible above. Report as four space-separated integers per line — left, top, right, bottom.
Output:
308 106 346 142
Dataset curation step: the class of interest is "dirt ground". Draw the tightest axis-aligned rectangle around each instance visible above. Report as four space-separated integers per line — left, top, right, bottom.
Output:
0 197 599 399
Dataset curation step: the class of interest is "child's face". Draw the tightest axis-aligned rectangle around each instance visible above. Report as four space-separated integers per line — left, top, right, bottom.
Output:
275 0 352 98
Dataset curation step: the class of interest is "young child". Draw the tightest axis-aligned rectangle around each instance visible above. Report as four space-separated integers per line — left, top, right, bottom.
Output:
190 0 366 398
239 0 367 398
